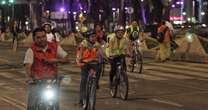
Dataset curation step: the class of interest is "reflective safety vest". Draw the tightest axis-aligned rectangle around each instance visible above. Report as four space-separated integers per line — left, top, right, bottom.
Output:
109 34 127 56
128 25 140 41
76 43 98 67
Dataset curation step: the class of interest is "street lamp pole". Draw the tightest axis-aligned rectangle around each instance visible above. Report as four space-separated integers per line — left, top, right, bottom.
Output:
11 3 14 21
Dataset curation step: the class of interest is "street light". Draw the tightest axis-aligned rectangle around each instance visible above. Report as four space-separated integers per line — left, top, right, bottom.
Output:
187 17 191 22
60 7 65 12
112 8 116 11
182 12 187 16
201 12 205 16
1 1 6 5
9 0 14 3
171 4 175 8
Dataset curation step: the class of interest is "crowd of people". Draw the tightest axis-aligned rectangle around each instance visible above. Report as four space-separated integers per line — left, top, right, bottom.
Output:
19 19 176 109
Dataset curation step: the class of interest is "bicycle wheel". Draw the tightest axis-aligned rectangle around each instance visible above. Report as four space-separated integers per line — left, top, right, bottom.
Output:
130 55 135 72
110 68 119 98
135 50 143 73
83 80 90 110
88 79 97 110
119 71 129 100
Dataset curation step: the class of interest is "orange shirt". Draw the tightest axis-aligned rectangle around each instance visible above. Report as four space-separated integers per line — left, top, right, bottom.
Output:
157 25 172 43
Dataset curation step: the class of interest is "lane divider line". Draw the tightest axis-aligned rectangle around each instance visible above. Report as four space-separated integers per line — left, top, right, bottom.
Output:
1 97 25 110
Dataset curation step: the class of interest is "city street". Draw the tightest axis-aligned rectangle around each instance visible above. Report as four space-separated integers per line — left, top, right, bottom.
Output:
0 45 208 110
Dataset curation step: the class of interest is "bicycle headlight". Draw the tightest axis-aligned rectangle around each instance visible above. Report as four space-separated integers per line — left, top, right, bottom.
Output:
137 39 141 43
102 44 105 48
43 86 55 100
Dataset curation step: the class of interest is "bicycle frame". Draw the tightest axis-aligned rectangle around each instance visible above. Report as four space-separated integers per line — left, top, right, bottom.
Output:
132 40 141 56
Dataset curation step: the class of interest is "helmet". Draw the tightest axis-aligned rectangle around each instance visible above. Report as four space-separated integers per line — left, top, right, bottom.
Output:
114 25 125 32
80 26 88 33
42 22 52 27
85 30 96 37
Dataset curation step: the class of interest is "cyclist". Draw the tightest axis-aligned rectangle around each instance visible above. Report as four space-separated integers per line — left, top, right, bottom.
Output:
126 21 144 40
125 21 144 57
42 22 61 43
76 29 105 106
24 27 70 110
108 25 129 88
95 24 106 44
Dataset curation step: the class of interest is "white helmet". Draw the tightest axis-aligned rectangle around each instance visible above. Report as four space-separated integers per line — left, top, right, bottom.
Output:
114 25 125 32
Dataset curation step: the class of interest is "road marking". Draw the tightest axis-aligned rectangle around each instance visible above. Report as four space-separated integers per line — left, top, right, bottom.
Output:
1 97 25 110
146 70 193 80
146 65 208 78
171 62 208 68
0 72 25 82
3 96 26 108
101 66 166 81
128 73 168 80
147 62 208 73
0 58 10 63
151 98 183 108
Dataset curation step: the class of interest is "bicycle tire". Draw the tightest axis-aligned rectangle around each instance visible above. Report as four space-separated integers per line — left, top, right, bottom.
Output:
88 78 97 110
135 50 143 73
131 50 143 73
110 67 119 98
130 51 136 72
83 80 90 110
119 70 129 100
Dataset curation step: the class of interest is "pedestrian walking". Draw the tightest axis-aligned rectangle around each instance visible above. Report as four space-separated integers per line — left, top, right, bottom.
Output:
156 21 173 62
10 20 20 51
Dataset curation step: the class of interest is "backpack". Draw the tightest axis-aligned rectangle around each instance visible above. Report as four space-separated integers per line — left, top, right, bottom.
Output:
157 27 168 43
129 28 140 41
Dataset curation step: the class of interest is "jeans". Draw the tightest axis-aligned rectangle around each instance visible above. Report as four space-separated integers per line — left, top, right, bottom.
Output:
79 63 99 103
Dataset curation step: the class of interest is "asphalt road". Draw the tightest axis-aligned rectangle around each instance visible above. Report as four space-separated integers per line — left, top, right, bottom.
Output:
0 46 208 110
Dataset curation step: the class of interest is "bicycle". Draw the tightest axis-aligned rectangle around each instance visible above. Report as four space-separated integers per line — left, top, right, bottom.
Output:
100 58 109 77
130 39 143 73
28 76 63 110
82 61 98 110
110 55 129 100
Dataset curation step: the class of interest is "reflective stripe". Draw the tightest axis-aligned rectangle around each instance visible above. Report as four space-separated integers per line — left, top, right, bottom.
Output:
110 35 127 56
